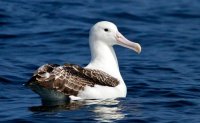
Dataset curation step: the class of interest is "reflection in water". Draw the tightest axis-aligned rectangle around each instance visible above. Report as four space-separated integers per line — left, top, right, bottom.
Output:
29 99 126 122
94 106 125 122
92 99 125 122
29 100 85 112
87 99 125 122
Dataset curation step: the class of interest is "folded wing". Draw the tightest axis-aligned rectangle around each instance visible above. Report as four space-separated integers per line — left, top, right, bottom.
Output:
26 64 119 97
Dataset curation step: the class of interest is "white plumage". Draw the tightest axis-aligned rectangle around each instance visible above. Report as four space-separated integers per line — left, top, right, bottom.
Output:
26 21 141 100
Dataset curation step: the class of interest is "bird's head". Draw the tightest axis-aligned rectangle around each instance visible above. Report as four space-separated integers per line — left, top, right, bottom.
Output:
90 21 141 54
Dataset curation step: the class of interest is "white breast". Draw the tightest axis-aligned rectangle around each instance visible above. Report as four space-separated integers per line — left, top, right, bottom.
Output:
77 82 127 99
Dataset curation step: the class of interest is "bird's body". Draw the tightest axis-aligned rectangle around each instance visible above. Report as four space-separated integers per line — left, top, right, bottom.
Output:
26 21 141 101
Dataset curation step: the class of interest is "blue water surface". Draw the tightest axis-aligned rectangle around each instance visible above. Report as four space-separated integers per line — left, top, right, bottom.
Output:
0 0 200 122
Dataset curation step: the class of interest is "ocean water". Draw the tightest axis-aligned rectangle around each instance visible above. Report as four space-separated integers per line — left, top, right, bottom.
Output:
0 0 200 122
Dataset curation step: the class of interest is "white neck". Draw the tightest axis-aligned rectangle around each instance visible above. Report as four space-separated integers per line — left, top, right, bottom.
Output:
85 39 123 81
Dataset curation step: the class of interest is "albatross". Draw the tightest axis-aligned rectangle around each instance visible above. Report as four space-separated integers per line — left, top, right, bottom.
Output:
26 21 141 101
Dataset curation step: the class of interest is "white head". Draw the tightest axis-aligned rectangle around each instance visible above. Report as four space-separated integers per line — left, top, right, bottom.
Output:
89 21 141 54
87 21 141 79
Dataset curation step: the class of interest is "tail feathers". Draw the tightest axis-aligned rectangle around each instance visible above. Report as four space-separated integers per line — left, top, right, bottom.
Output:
25 64 70 101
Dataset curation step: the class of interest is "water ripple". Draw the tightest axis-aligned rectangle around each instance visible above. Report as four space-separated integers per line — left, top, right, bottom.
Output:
0 0 200 123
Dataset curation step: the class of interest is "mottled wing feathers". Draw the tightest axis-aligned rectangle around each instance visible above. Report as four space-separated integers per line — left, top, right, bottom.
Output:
63 64 119 87
27 64 119 96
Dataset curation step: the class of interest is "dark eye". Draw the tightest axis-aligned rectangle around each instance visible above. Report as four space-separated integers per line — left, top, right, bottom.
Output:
104 28 109 32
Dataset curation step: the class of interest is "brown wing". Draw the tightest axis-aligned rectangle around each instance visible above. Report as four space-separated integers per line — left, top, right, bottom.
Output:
26 64 119 96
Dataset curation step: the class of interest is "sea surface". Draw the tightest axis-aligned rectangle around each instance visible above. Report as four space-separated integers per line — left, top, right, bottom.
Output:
0 0 200 122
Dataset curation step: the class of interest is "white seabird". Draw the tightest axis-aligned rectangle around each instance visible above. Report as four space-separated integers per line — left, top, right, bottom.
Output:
26 21 141 101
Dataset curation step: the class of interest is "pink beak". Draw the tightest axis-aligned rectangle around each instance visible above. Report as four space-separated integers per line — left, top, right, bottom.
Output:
116 32 141 54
